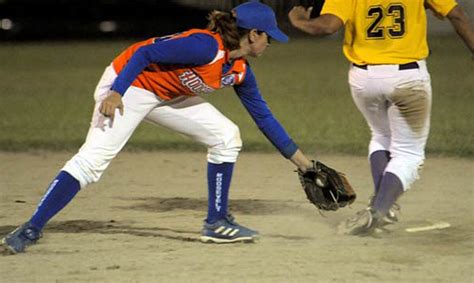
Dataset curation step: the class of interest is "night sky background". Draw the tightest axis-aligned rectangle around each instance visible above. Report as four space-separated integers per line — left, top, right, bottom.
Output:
0 0 215 41
0 0 472 41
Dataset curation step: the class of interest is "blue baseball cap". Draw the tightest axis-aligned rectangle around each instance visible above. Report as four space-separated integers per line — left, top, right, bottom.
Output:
233 1 289 43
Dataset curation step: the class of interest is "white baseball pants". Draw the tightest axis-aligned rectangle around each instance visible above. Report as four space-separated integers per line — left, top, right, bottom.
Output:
349 60 432 190
63 65 242 188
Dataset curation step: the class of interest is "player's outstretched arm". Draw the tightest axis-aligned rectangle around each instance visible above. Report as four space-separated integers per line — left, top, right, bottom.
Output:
288 6 343 36
446 5 474 53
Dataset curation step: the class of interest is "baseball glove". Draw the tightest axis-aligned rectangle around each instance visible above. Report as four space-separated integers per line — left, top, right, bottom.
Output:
297 161 356 211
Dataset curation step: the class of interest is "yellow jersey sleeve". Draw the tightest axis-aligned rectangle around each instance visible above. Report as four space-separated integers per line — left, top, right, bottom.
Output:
426 0 457 16
319 0 458 65
320 0 353 24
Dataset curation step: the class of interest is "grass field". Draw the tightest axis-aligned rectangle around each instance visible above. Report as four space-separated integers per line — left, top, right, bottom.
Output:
0 36 472 156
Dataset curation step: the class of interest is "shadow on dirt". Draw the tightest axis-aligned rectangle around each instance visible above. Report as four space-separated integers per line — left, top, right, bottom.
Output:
0 220 200 243
115 196 306 215
0 196 314 244
0 218 313 245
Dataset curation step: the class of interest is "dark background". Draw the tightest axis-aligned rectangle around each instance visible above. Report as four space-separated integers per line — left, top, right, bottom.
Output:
1 0 467 41
0 0 314 41
0 0 217 41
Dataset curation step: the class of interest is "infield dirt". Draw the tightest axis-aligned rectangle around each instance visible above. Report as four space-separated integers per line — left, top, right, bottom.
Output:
1 152 473 282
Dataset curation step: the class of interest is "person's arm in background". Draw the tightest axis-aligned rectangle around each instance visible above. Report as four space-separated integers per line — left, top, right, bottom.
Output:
288 6 343 36
446 5 474 53
425 1 474 54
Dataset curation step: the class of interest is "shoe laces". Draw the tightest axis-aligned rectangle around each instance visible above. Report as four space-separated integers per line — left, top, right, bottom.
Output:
224 214 237 225
22 226 41 241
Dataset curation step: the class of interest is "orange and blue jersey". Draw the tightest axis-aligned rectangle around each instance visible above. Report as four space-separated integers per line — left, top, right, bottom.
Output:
112 29 247 100
110 29 298 158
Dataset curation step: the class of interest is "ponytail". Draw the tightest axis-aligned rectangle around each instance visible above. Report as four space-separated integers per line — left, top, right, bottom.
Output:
206 11 247 50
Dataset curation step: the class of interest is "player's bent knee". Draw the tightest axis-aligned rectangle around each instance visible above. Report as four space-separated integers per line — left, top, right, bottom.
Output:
62 153 112 188
207 124 242 164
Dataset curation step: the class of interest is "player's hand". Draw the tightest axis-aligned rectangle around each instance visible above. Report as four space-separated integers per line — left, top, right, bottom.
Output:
289 6 313 26
99 90 124 127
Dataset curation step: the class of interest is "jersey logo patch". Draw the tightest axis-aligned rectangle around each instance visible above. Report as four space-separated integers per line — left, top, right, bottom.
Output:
221 74 236 87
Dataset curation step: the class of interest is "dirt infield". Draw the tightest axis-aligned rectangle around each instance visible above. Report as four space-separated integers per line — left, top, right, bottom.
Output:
0 152 473 282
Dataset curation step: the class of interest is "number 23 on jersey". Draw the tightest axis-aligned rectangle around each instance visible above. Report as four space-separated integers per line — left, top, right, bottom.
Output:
366 3 406 39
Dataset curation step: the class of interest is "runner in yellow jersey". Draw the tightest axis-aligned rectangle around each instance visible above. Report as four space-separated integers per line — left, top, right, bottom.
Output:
289 0 474 236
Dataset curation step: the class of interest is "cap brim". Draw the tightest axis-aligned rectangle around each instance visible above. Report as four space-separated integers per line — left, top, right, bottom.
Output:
267 29 289 43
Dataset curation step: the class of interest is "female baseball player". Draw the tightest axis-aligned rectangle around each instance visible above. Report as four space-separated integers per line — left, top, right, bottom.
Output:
2 1 315 254
289 0 474 235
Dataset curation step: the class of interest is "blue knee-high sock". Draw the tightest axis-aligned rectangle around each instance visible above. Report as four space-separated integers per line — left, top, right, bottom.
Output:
206 162 234 224
373 172 403 215
29 171 81 231
370 150 391 195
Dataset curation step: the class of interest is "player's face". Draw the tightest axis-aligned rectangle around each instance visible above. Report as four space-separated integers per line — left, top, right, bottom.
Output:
248 30 270 57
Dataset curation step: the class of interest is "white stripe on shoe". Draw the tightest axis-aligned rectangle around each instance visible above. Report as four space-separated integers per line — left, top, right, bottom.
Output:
214 226 225 233
221 228 233 236
228 229 239 237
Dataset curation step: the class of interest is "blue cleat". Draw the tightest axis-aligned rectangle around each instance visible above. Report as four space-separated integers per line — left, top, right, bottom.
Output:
1 222 42 254
200 215 259 243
